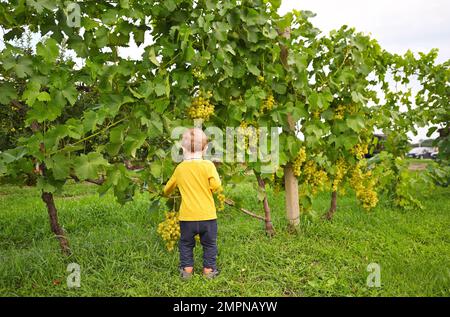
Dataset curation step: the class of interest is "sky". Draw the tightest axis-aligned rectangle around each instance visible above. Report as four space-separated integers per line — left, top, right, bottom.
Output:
279 0 450 63
279 0 450 142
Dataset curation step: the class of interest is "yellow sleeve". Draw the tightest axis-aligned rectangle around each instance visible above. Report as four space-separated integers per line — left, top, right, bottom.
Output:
163 172 177 196
208 162 222 192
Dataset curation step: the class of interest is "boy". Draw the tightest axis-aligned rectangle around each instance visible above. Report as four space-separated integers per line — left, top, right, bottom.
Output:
163 128 221 279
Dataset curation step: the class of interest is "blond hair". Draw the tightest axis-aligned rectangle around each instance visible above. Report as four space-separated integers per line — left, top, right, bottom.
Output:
181 128 208 153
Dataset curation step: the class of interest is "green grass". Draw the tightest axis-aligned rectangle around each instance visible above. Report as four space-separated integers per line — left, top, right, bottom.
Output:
407 158 434 164
0 178 449 297
406 158 434 166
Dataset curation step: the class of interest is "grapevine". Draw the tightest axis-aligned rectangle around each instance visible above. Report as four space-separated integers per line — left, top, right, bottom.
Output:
0 0 446 254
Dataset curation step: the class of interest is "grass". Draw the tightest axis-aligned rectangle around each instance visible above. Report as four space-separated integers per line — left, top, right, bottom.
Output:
407 158 434 164
0 177 449 297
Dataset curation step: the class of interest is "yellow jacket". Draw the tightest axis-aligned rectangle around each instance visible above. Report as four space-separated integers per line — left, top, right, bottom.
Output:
163 159 221 221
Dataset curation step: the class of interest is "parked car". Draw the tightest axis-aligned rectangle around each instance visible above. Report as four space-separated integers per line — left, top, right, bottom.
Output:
406 147 434 159
430 151 439 160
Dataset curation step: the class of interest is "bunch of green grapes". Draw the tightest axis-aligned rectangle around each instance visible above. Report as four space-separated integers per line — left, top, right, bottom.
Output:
302 160 329 195
334 104 346 120
157 211 180 251
349 162 378 210
312 110 321 119
347 103 358 114
187 91 214 121
216 186 226 211
237 121 258 150
332 158 348 192
192 68 206 80
273 174 284 194
351 143 369 159
293 146 307 177
260 93 275 113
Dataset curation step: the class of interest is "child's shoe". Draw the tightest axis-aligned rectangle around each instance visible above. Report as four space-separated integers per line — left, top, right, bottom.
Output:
203 268 220 279
180 267 193 280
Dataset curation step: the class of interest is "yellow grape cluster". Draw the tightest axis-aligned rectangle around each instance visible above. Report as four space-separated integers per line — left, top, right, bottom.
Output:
349 162 378 210
237 121 258 150
334 105 346 120
157 211 180 251
187 92 214 121
332 158 348 192
312 111 321 119
351 143 369 159
216 186 226 211
260 93 275 113
347 103 358 114
271 170 286 193
192 68 206 80
293 146 307 177
302 160 329 195
273 175 283 193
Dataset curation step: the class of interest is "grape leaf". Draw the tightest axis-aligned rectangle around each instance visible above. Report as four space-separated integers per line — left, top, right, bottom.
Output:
74 152 109 180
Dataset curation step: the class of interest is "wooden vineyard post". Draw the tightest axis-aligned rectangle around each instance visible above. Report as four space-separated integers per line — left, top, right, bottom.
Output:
279 26 300 228
283 111 300 227
284 162 300 227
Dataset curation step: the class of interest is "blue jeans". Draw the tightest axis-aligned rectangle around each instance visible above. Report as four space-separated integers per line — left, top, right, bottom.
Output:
179 219 218 270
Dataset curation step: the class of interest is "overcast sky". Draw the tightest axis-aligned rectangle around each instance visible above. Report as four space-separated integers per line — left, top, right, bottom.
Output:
279 0 450 63
279 0 449 143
